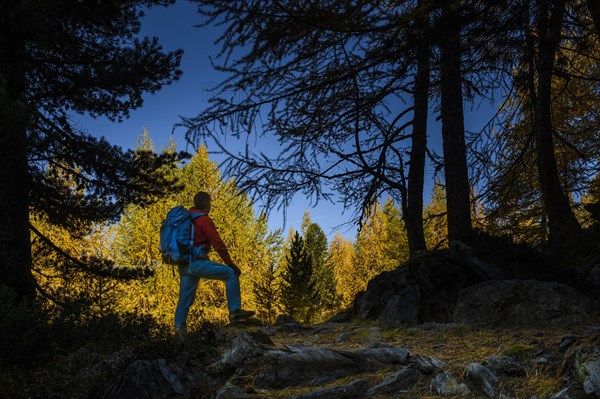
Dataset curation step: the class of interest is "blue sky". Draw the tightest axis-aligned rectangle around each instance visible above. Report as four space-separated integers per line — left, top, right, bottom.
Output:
76 1 498 241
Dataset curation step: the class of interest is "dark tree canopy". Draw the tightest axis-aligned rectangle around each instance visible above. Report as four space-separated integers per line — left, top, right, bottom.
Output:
188 0 600 250
0 0 184 297
183 0 517 250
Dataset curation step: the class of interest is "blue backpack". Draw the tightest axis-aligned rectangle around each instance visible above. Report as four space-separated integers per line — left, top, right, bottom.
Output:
159 206 206 265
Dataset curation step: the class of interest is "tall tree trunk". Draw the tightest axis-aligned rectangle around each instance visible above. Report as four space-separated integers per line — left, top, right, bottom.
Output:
405 0 430 256
0 35 35 298
534 0 581 246
586 0 600 38
438 2 473 243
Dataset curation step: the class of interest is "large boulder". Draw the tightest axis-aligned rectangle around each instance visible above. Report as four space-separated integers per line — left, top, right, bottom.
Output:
354 268 420 325
453 280 599 327
354 250 471 326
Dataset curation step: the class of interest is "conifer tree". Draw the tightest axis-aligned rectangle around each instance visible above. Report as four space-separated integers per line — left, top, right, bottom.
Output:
281 231 316 323
382 197 410 263
1 0 183 298
249 214 284 323
354 199 408 286
252 262 280 324
424 180 448 250
328 233 358 310
302 213 338 319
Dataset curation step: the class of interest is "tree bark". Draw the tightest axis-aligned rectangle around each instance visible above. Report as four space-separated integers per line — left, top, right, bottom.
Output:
533 0 581 246
0 34 35 298
405 0 430 256
438 3 473 243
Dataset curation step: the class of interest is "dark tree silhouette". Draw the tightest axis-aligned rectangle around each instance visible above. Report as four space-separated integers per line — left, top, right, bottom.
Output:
473 0 599 244
0 1 184 298
530 0 582 244
437 1 473 242
404 0 431 254
185 0 437 257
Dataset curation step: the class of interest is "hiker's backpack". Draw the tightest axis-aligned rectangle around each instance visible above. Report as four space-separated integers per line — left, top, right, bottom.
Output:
159 206 206 265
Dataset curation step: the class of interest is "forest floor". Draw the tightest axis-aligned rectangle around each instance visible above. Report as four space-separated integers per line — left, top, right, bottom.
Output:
215 318 600 398
1 315 600 398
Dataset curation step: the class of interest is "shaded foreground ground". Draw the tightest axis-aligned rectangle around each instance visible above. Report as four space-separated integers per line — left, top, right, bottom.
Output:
2 316 599 398
230 320 599 398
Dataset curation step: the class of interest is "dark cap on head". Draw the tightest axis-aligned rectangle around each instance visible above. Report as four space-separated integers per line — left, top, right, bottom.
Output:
194 192 211 210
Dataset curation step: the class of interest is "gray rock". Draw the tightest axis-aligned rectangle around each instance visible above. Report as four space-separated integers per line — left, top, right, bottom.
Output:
582 356 600 397
215 382 247 399
453 280 598 327
429 371 471 397
327 311 353 323
254 346 410 389
412 354 447 374
355 268 421 325
486 355 525 377
450 240 507 280
217 331 274 370
534 355 549 365
366 366 422 395
291 379 371 399
465 363 499 398
335 331 352 343
376 291 421 326
560 334 577 350
312 323 338 335
549 384 588 398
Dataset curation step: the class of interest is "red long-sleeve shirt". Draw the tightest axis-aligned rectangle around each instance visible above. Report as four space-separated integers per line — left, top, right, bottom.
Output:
190 208 233 265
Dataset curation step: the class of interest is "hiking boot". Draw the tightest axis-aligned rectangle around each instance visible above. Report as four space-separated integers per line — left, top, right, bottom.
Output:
174 324 187 339
229 309 255 322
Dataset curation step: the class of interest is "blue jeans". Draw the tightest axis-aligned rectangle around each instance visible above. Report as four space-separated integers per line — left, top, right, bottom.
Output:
174 259 241 330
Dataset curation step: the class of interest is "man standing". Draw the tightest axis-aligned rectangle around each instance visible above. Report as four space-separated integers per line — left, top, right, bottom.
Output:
174 191 254 332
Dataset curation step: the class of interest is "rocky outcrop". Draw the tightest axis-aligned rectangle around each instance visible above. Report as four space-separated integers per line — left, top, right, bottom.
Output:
354 268 421 325
352 240 563 327
91 319 600 399
453 279 599 327
353 249 470 326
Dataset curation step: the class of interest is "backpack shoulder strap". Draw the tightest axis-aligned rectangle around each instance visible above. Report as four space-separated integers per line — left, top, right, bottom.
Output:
190 211 206 220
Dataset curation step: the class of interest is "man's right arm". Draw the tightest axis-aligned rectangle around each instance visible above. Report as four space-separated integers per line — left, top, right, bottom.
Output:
201 216 234 266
